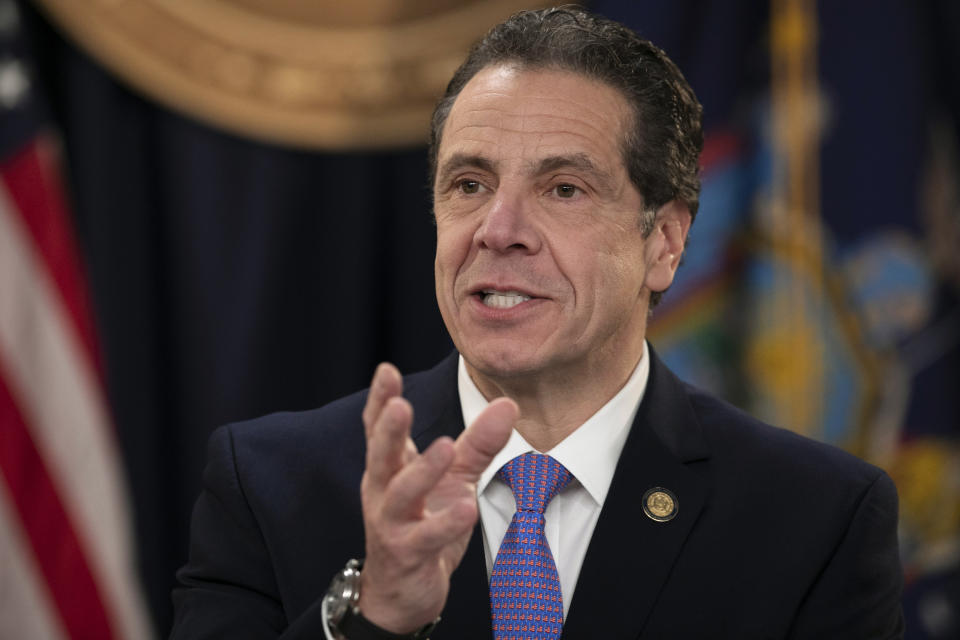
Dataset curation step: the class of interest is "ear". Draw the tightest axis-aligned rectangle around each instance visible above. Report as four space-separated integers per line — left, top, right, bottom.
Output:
642 199 691 293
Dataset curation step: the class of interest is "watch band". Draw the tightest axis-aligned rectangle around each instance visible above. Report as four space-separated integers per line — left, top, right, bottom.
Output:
336 606 438 640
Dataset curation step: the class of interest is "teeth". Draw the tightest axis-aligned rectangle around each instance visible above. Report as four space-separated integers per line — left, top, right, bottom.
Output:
481 290 531 309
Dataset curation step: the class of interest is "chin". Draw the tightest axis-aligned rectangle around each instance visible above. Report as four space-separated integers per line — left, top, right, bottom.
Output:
461 342 550 380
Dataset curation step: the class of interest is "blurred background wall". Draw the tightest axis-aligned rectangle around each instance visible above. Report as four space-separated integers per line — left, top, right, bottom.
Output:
1 0 957 637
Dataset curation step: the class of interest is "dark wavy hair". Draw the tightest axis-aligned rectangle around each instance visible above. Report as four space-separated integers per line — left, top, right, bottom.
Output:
428 6 704 248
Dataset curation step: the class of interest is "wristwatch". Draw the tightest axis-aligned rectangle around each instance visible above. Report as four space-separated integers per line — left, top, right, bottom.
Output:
323 559 440 640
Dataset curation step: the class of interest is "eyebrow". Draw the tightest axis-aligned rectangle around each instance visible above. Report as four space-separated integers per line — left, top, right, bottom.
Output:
534 153 616 194
435 153 497 187
435 152 613 191
534 153 599 176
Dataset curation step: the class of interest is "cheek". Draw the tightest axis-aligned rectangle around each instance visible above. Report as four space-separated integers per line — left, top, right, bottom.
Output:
557 230 634 288
578 248 646 313
434 224 471 287
608 252 647 300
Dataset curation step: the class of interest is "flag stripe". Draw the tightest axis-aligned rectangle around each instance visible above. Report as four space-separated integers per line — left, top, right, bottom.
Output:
0 152 154 639
0 371 113 638
0 480 68 640
0 137 103 379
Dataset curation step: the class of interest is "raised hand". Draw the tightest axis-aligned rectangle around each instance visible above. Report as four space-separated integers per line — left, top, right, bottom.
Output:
356 363 516 633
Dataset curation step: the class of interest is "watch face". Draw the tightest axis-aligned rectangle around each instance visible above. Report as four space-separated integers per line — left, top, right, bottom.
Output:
326 564 360 624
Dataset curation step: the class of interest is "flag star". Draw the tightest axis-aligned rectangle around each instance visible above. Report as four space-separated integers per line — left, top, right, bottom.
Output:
0 58 29 109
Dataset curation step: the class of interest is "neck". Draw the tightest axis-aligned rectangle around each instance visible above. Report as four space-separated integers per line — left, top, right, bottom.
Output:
466 341 646 451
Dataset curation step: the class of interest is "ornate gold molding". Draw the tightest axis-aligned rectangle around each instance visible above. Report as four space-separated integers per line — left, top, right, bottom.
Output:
33 0 548 149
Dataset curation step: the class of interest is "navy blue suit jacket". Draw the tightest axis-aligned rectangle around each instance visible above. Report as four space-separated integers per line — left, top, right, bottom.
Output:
171 351 904 638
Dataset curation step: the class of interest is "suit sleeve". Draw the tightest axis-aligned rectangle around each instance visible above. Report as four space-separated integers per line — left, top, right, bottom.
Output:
787 470 905 639
170 425 328 639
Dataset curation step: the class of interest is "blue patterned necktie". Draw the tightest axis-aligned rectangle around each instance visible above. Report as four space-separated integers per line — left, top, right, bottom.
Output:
489 452 573 639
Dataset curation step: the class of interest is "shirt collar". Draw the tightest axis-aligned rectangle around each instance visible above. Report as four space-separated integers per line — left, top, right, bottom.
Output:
462 341 650 507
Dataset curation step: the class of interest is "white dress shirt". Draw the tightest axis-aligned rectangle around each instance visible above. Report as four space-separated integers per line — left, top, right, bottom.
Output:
462 342 650 617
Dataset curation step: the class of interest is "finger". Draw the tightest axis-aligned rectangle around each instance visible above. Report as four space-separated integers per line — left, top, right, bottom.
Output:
412 496 478 551
451 397 517 479
362 363 403 440
365 396 414 489
402 439 418 465
381 437 455 520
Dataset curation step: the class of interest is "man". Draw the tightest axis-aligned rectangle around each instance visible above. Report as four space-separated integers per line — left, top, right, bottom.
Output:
172 7 903 639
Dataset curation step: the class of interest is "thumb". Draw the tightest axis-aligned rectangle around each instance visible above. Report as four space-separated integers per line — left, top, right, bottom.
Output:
451 397 517 478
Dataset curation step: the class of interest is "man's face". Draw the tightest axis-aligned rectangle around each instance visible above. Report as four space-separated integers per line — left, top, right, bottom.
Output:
433 65 684 385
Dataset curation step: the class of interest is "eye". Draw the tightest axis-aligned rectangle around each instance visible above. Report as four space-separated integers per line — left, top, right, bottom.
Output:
458 180 482 195
554 183 579 198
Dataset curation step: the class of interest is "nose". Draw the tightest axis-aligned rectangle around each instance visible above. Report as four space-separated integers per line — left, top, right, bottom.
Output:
473 189 541 254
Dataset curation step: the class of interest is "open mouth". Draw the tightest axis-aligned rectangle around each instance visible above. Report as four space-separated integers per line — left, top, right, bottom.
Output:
477 289 532 309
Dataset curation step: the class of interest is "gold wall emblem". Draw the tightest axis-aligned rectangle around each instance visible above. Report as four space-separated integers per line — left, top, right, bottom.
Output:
33 0 550 150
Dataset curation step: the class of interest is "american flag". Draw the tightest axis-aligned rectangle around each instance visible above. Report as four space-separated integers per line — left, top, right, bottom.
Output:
0 0 153 637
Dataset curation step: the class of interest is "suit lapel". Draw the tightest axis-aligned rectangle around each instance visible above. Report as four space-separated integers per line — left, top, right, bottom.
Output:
405 350 711 639
409 353 493 639
562 350 710 639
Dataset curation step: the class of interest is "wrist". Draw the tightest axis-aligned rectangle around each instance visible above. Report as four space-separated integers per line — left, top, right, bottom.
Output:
323 559 439 640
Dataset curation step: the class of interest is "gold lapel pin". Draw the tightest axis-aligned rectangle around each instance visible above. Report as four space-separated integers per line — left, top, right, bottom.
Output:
642 487 678 522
